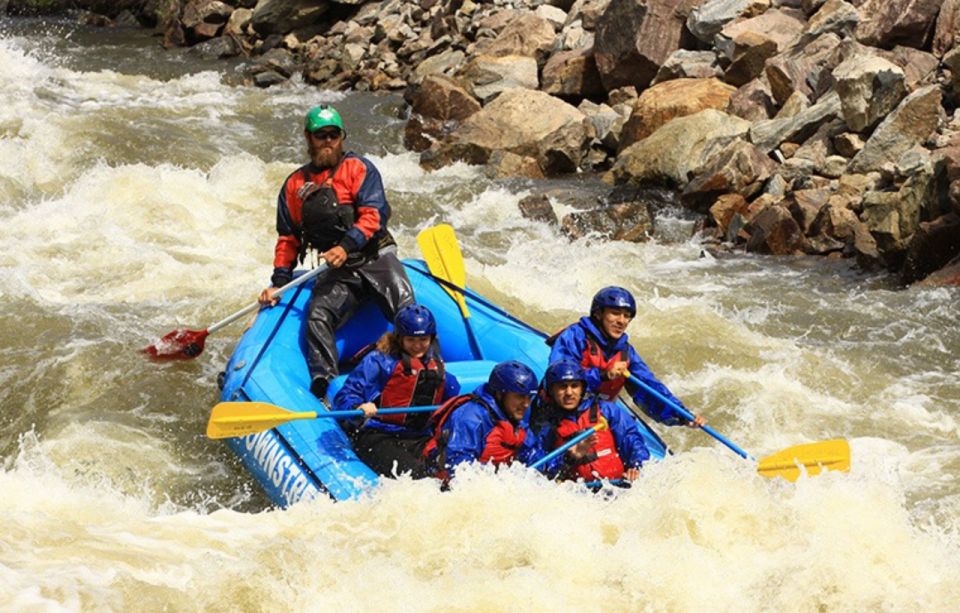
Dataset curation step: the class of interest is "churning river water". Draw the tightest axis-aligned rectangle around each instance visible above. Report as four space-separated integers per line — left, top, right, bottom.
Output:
1 19 958 611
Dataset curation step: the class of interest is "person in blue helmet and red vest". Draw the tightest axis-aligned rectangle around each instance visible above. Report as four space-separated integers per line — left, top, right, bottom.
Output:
422 360 544 481
534 359 650 482
258 104 414 400
547 286 706 429
334 304 460 479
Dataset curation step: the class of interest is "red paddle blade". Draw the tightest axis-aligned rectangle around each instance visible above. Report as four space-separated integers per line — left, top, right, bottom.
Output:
143 328 209 360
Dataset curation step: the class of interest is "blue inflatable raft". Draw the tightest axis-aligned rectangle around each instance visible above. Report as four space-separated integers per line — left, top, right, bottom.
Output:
218 259 668 506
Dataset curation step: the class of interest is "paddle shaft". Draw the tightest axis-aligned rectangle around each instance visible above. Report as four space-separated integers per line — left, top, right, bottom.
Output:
320 405 438 421
206 263 329 334
627 374 753 460
529 424 603 471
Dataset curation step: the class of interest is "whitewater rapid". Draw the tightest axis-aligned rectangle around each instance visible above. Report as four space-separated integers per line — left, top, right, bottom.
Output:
1 21 958 611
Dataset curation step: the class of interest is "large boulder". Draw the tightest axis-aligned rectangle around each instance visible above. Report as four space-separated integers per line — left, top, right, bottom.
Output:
542 48 606 100
611 109 751 188
477 14 557 64
849 85 943 173
251 0 328 36
687 0 771 43
619 78 737 149
749 91 842 152
458 55 539 103
681 138 778 212
593 0 697 91
855 0 943 49
764 33 842 105
933 0 960 58
900 213 960 284
425 88 593 176
743 203 808 255
832 55 907 132
406 75 481 122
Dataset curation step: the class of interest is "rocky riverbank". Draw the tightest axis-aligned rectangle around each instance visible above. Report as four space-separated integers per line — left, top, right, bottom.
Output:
7 0 960 286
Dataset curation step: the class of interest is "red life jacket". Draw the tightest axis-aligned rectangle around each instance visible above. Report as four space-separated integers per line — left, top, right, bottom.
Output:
422 394 527 478
375 349 445 430
554 401 625 481
546 326 629 400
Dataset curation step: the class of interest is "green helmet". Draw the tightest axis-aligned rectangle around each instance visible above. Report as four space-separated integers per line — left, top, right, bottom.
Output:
304 105 344 133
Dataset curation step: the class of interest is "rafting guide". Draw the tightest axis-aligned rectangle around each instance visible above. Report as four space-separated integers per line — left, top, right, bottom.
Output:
258 104 414 401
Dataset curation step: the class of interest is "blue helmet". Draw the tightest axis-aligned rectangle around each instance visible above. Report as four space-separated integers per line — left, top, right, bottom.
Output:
544 359 587 388
590 286 636 318
487 360 538 395
394 304 436 337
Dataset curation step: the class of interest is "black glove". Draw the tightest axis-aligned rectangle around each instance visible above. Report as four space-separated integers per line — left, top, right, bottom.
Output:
271 266 293 288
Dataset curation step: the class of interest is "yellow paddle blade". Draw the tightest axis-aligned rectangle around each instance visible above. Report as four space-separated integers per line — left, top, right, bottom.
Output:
757 439 851 482
206 401 318 439
417 224 471 318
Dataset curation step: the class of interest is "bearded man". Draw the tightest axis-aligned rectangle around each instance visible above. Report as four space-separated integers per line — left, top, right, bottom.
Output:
259 105 414 400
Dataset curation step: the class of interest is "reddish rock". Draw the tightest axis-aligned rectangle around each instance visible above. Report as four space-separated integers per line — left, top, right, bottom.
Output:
900 213 960 283
744 203 808 254
593 0 696 91
855 0 942 50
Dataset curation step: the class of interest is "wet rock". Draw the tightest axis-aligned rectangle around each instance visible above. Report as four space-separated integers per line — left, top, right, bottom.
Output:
593 0 694 91
251 0 328 37
709 193 750 238
252 69 288 88
620 78 737 150
489 151 546 179
743 203 808 254
182 0 232 42
810 203 880 260
560 200 654 242
900 213 960 284
916 253 960 286
518 194 559 224
189 35 241 59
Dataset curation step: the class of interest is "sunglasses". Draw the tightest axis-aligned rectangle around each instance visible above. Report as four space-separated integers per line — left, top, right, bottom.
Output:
310 129 342 141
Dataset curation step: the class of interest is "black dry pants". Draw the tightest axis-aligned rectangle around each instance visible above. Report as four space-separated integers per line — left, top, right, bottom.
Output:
353 429 430 479
307 250 413 395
